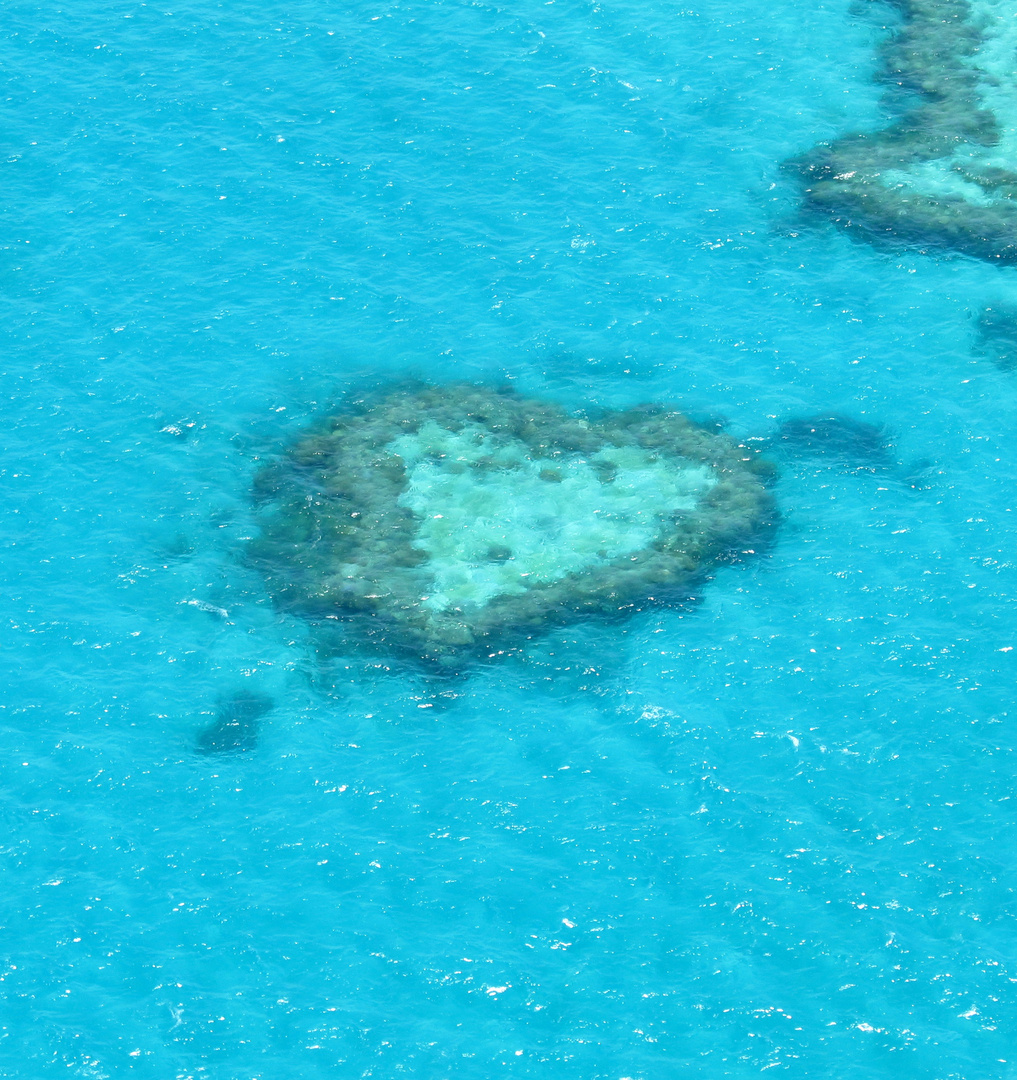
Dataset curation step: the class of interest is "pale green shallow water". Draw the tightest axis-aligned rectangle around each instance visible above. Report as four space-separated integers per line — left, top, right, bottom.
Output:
3 1 1017 1078
391 422 716 611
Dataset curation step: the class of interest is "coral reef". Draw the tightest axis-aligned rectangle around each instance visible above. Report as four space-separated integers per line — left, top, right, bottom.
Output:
249 383 773 663
792 0 1017 261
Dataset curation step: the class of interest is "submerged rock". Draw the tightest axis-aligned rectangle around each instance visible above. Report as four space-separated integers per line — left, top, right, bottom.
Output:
790 0 1017 261
773 414 893 466
195 691 273 755
249 383 774 664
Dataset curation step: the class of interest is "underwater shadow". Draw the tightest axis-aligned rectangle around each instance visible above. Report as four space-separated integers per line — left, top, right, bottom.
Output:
195 690 274 755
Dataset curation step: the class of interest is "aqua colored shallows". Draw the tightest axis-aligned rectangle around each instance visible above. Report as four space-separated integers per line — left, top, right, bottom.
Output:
2 0 1017 1077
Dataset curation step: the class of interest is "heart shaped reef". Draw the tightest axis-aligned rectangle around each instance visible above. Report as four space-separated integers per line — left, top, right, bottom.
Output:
251 384 774 661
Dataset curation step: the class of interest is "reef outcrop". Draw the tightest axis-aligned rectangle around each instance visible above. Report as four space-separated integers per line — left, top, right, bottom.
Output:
793 0 1017 261
249 384 773 663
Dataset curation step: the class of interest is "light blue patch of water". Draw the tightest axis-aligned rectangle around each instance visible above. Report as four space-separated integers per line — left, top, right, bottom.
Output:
2 0 1017 1077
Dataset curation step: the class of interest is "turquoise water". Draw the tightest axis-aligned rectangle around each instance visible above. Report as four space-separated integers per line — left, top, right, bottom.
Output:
3 0 1017 1076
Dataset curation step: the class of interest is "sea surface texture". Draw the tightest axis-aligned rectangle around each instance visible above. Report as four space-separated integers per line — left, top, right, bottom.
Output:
3 1 1016 1077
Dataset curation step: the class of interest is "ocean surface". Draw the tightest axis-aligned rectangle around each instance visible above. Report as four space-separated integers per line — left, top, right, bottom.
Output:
3 1 1017 1077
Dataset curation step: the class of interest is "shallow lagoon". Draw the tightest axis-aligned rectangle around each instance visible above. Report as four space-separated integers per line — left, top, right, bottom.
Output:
3 0 1017 1077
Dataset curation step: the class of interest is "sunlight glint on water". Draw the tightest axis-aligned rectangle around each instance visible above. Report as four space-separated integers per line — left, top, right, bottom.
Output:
2 1 1016 1077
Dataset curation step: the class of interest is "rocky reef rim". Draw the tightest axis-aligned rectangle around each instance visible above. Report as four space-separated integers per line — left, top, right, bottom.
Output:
248 381 778 668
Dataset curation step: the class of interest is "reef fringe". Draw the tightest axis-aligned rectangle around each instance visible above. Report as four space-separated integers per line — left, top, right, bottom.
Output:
249 383 774 664
791 0 1017 261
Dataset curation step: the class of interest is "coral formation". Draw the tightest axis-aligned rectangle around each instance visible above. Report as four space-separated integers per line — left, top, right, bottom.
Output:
250 383 773 663
792 0 1017 261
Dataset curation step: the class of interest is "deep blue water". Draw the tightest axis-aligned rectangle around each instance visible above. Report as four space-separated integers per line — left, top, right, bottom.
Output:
3 1 1017 1076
